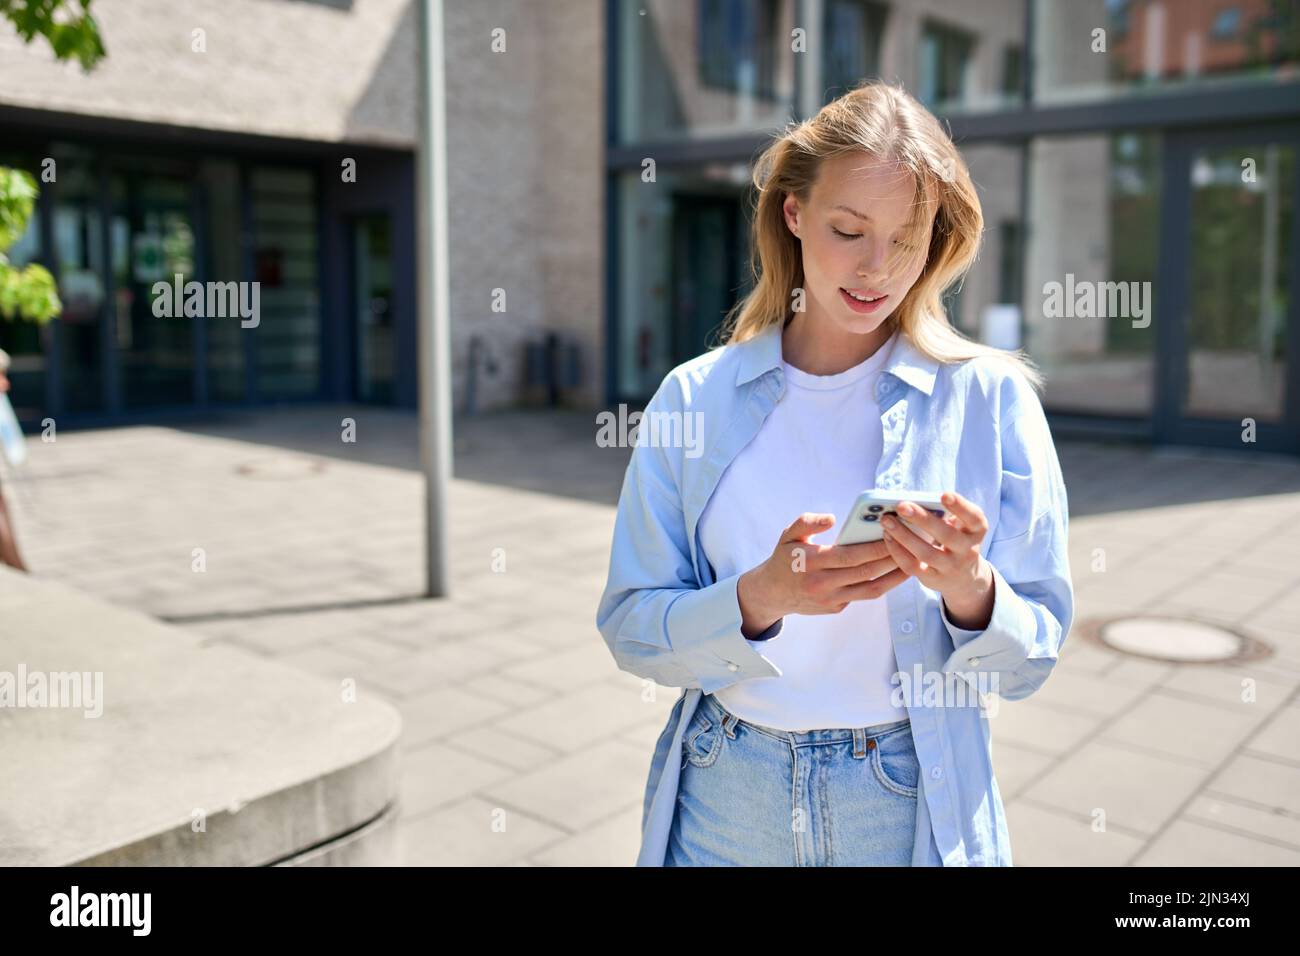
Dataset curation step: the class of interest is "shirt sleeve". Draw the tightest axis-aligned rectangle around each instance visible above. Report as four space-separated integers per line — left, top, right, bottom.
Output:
938 381 1074 702
595 382 784 693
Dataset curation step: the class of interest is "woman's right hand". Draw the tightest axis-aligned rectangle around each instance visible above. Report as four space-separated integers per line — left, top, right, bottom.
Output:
737 513 908 638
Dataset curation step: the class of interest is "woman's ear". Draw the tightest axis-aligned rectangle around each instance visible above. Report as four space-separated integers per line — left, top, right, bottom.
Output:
781 193 802 238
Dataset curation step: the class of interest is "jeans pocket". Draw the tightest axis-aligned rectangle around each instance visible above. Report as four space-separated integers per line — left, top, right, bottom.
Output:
871 726 919 798
682 708 724 769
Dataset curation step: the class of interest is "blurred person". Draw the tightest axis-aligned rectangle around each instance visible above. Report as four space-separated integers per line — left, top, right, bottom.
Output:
0 347 29 572
596 82 1073 866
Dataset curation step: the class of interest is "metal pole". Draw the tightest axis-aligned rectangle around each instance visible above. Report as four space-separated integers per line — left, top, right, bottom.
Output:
417 0 452 597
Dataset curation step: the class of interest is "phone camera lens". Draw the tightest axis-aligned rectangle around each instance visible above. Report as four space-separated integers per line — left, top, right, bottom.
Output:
867 505 883 513
863 514 878 522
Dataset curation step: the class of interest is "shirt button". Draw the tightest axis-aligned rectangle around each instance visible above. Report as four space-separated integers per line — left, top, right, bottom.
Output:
931 766 943 780
900 620 914 634
726 662 739 672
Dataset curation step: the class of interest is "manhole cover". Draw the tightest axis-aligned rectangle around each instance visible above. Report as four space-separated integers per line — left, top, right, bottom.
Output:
1082 615 1270 664
235 456 327 480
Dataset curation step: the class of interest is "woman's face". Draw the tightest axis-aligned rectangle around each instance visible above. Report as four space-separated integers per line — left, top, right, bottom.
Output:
782 151 935 337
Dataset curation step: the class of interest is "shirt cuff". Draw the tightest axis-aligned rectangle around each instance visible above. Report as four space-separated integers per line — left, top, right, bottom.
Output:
939 560 1038 676
666 570 784 692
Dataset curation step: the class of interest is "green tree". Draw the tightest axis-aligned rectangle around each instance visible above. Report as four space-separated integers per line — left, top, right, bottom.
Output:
0 0 105 326
0 0 104 69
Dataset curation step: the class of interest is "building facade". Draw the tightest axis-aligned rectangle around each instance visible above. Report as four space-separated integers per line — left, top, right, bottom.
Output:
2 0 1298 454
0 0 605 427
608 0 1300 453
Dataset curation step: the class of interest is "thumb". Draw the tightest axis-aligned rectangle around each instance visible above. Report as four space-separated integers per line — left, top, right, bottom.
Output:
782 512 835 543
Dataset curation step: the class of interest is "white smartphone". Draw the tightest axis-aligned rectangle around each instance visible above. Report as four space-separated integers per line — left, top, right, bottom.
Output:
834 490 948 546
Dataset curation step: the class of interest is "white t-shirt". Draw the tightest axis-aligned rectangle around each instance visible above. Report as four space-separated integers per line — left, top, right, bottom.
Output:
701 328 907 731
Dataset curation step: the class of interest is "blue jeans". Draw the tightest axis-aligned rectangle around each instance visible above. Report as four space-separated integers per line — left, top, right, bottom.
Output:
666 692 920 866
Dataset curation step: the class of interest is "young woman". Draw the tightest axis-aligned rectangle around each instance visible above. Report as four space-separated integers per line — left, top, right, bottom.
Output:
596 82 1073 866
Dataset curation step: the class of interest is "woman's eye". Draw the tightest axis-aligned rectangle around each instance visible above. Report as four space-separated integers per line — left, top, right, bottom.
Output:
831 227 859 240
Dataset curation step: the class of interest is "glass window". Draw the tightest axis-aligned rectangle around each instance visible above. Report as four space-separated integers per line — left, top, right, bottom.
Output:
1182 142 1292 422
950 142 1026 341
110 168 197 409
919 20 975 111
699 0 780 98
353 214 396 404
617 0 796 143
250 167 320 400
615 163 753 398
51 147 108 414
901 0 1025 114
1023 131 1162 416
998 220 1024 305
1002 44 1024 98
1035 0 1300 104
822 0 888 103
200 159 247 404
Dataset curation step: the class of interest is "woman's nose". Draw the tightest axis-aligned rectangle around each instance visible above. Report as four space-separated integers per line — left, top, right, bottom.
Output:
858 239 888 276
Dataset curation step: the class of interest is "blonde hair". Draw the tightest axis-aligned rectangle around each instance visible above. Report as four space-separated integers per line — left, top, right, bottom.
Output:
718 80 1043 392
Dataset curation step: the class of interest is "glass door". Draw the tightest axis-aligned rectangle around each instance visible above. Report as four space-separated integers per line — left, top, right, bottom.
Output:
109 167 198 408
1159 127 1300 452
52 153 110 414
350 214 395 404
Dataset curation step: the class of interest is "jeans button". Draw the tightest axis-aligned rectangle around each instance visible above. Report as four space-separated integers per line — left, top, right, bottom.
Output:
900 620 914 634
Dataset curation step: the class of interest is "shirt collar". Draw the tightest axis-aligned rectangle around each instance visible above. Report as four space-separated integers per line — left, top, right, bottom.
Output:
733 320 939 396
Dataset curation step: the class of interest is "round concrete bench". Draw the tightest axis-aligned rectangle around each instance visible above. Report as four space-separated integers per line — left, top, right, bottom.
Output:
0 567 402 866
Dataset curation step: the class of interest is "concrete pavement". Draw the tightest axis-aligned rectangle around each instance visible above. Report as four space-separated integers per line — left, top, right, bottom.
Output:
3 404 1298 865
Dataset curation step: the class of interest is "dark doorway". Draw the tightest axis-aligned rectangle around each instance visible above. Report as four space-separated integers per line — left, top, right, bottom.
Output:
669 194 745 367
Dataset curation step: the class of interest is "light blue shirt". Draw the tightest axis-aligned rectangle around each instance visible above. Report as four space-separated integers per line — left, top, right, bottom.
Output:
595 321 1074 866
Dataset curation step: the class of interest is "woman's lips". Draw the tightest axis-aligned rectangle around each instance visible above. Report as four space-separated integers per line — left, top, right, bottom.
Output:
840 287 888 314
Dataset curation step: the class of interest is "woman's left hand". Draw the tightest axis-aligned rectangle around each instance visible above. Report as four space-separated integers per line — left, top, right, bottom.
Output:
880 491 995 630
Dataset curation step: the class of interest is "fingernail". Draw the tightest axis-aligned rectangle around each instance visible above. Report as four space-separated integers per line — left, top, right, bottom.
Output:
882 516 895 527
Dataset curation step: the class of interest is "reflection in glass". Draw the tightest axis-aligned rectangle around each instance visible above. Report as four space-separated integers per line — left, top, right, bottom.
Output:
1184 143 1292 421
617 0 796 143
918 20 975 111
1024 131 1161 415
1035 0 1300 104
53 155 107 413
110 171 196 408
616 164 753 398
950 143 1025 342
822 0 887 104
